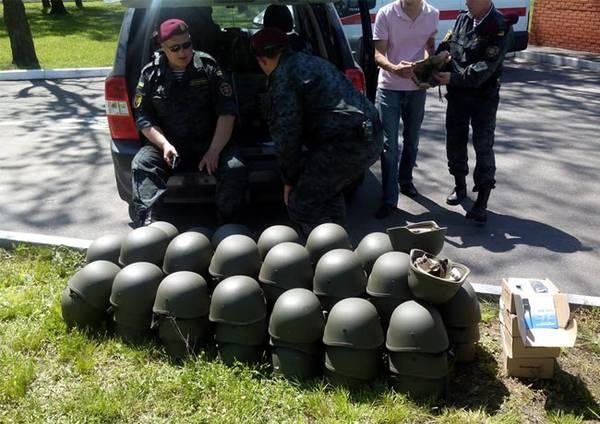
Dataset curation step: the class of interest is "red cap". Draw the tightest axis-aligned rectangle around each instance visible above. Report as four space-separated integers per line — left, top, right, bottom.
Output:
251 28 288 53
157 19 189 43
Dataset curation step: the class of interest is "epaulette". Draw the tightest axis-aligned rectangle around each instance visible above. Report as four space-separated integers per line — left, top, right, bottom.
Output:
193 51 217 70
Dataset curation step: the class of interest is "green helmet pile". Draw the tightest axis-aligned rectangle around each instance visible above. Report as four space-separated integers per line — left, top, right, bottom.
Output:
354 232 393 274
305 223 352 265
257 225 300 259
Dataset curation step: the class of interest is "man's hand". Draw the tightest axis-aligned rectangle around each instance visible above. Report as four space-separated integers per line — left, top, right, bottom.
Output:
198 148 220 176
437 50 451 61
434 72 451 85
283 184 293 206
393 61 415 79
163 142 179 166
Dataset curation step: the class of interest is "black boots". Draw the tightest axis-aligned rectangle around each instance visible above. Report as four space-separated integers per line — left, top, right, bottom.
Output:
446 175 467 205
466 187 492 223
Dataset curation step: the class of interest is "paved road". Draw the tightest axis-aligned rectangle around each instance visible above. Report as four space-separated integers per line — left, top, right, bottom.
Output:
1 59 599 296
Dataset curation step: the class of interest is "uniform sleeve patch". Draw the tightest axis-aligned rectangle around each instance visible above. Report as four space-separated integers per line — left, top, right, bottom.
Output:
219 82 233 97
442 29 453 43
473 62 488 72
486 46 500 58
134 93 143 109
137 81 144 88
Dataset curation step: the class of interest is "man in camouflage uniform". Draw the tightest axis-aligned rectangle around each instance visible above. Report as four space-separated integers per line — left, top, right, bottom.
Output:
132 18 247 227
250 28 383 235
434 0 512 223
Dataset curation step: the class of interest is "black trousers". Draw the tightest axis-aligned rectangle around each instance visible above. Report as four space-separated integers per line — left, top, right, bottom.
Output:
445 90 500 190
131 143 248 223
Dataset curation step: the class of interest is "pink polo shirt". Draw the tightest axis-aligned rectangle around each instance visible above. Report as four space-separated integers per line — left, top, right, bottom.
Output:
373 1 439 91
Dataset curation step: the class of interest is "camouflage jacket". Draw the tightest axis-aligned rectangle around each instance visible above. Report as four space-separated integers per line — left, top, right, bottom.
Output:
134 51 236 147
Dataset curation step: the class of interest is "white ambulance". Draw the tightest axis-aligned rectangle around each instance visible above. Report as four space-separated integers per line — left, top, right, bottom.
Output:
335 0 529 52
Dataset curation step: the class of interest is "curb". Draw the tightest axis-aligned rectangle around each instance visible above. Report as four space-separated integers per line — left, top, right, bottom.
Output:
1 230 600 308
0 67 110 81
514 50 600 72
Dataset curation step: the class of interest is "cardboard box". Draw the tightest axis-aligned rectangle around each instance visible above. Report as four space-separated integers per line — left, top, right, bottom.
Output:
502 354 555 379
500 323 561 359
500 278 577 348
499 298 519 335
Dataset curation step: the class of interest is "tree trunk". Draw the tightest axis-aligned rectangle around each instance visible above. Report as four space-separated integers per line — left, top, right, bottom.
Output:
2 0 41 69
42 0 50 11
75 0 83 9
49 0 68 15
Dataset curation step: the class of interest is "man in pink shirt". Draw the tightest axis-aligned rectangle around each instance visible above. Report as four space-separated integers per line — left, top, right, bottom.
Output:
373 0 439 219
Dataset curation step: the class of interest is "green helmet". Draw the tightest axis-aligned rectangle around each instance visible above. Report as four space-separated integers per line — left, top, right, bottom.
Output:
209 276 266 325
438 281 481 327
86 234 124 265
61 287 106 329
118 227 170 267
323 298 384 349
386 300 449 353
270 337 323 355
305 223 352 264
217 343 264 366
446 325 480 344
389 374 446 400
208 235 261 280
386 221 447 255
259 242 312 291
109 262 164 327
324 346 382 381
269 288 324 345
162 232 213 275
354 232 393 274
153 271 210 319
149 221 179 240
214 320 268 345
407 249 469 304
367 252 412 299
257 225 300 259
271 346 322 379
211 223 253 248
388 351 449 379
452 342 477 363
68 260 121 312
157 317 211 359
313 249 367 300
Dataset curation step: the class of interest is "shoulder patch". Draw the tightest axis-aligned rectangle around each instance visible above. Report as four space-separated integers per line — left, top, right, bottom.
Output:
486 46 500 58
219 82 233 97
442 29 453 43
134 93 143 109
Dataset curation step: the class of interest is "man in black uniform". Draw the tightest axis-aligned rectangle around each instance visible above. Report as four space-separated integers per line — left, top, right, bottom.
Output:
132 19 247 227
250 28 382 235
434 0 512 223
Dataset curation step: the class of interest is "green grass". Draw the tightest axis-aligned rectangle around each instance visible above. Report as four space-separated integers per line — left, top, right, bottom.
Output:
0 1 125 70
0 245 599 423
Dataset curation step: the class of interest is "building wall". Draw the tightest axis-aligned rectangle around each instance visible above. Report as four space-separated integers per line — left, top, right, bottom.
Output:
530 0 600 53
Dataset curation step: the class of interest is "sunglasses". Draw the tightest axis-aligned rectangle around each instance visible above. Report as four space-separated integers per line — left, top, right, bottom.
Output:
165 40 192 53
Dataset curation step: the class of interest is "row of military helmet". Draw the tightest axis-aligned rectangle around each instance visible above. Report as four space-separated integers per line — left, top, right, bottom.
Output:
61 221 481 395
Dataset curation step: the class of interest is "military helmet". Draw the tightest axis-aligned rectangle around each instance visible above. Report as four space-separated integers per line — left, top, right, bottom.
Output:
211 223 253 248
386 221 447 255
61 287 106 329
313 249 367 299
452 342 477 363
259 242 312 290
188 226 214 240
388 351 449 379
407 249 469 304
214 319 268 345
153 271 210 319
110 262 164 317
217 343 264 366
271 346 322 379
257 225 300 259
386 300 449 353
68 260 121 312
389 374 446 400
305 223 352 264
438 280 481 327
367 252 412 299
324 346 382 380
269 288 324 344
323 298 384 349
208 235 261 280
447 325 480 344
209 276 266 325
149 221 179 240
118 226 170 267
86 234 124 265
354 232 393 274
162 232 213 275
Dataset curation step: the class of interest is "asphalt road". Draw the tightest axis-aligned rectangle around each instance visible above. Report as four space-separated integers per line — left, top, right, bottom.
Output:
1 59 599 296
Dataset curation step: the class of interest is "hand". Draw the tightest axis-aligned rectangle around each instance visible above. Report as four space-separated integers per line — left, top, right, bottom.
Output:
437 50 451 61
163 142 179 166
283 184 293 206
434 72 451 85
198 148 220 176
393 61 415 79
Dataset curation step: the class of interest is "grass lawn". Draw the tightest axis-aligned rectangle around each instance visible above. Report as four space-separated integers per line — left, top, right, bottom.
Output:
0 1 125 70
1 245 599 423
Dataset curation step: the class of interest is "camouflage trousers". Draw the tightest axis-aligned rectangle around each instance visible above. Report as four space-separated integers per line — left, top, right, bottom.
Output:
287 128 383 236
131 143 248 225
445 90 499 190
